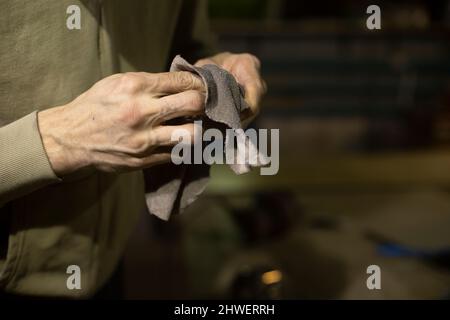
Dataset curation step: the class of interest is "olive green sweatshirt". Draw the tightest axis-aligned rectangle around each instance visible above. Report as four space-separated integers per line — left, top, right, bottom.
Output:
0 0 216 298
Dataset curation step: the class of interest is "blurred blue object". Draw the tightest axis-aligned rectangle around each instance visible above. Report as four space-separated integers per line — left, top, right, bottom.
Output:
378 243 450 267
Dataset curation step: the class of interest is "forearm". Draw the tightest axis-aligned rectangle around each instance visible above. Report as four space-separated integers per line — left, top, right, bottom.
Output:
0 69 207 206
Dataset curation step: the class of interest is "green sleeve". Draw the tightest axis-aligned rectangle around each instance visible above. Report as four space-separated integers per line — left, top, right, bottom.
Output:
0 111 60 206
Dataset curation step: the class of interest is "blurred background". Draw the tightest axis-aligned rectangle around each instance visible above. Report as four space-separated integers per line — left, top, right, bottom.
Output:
124 0 450 299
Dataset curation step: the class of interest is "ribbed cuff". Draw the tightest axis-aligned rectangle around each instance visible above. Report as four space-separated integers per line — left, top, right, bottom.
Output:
0 111 60 204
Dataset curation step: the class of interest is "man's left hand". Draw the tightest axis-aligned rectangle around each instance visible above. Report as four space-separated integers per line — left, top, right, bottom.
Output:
195 52 266 127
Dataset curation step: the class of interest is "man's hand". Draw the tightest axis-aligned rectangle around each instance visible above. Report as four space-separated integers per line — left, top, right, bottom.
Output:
38 71 205 176
195 52 266 127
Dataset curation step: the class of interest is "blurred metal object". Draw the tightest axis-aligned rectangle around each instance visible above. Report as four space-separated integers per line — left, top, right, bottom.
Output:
231 266 284 299
213 251 285 299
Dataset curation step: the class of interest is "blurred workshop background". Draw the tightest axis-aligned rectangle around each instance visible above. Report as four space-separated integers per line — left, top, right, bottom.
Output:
124 0 450 299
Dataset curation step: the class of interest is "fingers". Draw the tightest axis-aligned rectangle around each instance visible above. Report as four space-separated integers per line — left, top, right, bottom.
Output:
242 77 266 116
240 79 265 128
145 71 205 95
245 83 262 110
221 53 265 116
194 58 215 67
139 153 173 168
151 90 205 124
150 122 198 147
120 122 196 161
195 52 232 67
240 63 266 118
113 153 173 172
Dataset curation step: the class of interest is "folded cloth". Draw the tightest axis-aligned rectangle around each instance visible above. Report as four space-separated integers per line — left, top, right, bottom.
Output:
144 55 267 220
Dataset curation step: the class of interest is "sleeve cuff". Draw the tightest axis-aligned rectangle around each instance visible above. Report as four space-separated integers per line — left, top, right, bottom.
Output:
0 111 61 204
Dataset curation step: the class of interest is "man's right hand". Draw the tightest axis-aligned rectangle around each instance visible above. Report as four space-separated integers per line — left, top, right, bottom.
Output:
37 71 205 176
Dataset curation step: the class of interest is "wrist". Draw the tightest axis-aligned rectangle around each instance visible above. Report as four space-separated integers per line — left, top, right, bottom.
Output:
37 106 88 176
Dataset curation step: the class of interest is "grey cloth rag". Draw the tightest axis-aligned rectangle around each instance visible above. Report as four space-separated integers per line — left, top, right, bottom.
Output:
144 55 267 221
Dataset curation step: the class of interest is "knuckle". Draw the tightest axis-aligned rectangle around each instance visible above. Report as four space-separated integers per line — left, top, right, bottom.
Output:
127 137 147 156
188 91 204 111
196 58 214 67
146 130 160 147
175 71 195 89
240 53 253 59
118 72 143 92
158 98 174 115
144 73 159 91
241 53 260 68
253 56 261 68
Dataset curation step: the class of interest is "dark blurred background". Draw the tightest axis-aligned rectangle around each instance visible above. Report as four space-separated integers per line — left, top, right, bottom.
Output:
124 0 450 299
